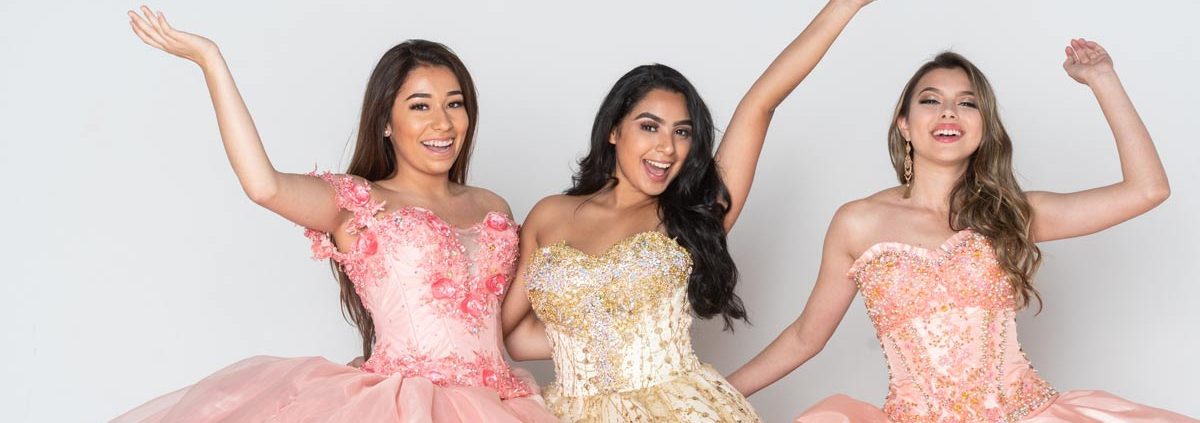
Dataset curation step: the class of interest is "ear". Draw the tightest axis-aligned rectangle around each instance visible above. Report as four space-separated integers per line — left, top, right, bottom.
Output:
897 116 911 142
609 127 619 145
383 122 393 137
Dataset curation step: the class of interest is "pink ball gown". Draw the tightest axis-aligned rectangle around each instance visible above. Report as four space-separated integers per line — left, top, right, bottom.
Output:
795 229 1196 423
114 173 557 423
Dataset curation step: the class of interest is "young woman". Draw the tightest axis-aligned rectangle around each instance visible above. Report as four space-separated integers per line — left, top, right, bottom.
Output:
499 1 874 421
116 7 556 422
727 41 1197 422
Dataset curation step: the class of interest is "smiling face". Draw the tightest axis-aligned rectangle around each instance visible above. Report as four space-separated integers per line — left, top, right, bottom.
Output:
386 65 469 178
897 67 984 167
609 89 695 197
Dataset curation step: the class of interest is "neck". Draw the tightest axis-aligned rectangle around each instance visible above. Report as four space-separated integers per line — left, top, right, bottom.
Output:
378 165 455 200
907 157 967 214
603 171 657 211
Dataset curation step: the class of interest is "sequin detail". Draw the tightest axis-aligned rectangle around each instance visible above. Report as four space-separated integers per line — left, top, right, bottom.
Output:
850 229 1058 422
303 172 531 399
526 231 759 422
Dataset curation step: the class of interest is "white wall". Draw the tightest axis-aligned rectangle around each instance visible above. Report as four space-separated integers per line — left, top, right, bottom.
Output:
2 1 1196 421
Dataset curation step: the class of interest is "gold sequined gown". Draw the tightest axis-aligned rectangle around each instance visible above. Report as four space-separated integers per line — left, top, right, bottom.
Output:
525 231 760 422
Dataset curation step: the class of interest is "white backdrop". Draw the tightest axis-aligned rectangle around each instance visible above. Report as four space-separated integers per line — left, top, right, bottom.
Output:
2 1 1197 421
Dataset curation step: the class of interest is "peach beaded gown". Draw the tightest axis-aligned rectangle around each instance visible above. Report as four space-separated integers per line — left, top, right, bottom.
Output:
113 173 557 423
525 231 759 422
796 229 1197 423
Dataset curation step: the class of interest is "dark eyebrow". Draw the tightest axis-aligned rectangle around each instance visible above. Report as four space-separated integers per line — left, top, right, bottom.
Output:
405 90 464 101
674 119 693 127
634 112 664 124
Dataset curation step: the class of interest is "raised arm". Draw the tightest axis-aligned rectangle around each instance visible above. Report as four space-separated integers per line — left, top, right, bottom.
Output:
500 200 555 361
128 6 346 233
1027 39 1169 242
717 0 872 231
725 204 863 397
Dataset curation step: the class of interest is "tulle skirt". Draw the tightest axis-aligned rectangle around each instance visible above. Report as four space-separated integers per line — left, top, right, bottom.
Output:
795 390 1197 422
113 355 558 423
545 363 759 422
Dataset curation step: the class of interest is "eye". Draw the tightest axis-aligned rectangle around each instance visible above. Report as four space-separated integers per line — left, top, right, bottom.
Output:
448 100 465 109
409 103 430 111
919 98 940 105
674 128 692 138
640 123 659 132
959 100 978 109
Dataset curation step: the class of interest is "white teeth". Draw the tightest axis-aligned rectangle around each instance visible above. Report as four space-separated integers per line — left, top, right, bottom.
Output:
934 129 962 137
645 160 672 169
421 139 452 148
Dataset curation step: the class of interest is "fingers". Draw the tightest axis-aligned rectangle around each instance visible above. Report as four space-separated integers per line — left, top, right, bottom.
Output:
158 10 179 38
134 6 171 48
1064 46 1076 66
155 10 179 42
129 20 162 49
1087 40 1111 62
1078 38 1112 64
141 6 169 43
1072 38 1095 64
128 10 165 50
1081 39 1099 62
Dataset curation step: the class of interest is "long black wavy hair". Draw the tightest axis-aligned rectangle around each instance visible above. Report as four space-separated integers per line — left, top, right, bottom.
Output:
566 64 747 329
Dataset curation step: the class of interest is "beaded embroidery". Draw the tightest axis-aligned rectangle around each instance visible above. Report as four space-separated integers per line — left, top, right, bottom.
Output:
525 231 759 421
850 230 1057 422
303 172 531 399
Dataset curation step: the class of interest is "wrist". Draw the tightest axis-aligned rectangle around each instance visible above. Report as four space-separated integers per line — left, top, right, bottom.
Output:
1085 69 1120 87
197 47 225 72
830 0 866 12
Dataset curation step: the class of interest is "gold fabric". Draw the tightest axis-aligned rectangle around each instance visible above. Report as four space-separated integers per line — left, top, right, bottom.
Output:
526 231 760 422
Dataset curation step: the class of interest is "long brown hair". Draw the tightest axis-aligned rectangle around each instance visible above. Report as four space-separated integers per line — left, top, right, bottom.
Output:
336 40 480 358
887 52 1043 310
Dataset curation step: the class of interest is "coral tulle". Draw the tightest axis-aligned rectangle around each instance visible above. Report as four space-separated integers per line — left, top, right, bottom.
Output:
796 391 1197 422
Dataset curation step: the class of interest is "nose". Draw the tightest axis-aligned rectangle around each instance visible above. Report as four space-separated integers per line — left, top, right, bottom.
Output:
432 107 453 131
940 105 958 120
654 133 676 156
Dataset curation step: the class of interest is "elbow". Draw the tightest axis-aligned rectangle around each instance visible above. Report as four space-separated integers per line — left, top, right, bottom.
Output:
791 329 828 361
244 181 279 206
1145 182 1170 207
797 339 825 361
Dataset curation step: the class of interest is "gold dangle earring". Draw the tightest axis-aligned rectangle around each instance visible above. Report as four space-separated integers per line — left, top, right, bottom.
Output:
903 140 914 198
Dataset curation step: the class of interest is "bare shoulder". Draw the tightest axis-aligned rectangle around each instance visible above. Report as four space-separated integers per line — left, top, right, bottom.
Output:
525 194 578 227
829 187 902 254
461 185 513 217
523 194 582 241
832 188 898 228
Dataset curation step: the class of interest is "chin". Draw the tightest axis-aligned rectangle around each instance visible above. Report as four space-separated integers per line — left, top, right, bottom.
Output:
640 181 672 197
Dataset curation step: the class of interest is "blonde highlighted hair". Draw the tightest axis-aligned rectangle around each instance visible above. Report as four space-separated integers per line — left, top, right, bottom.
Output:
888 52 1043 310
